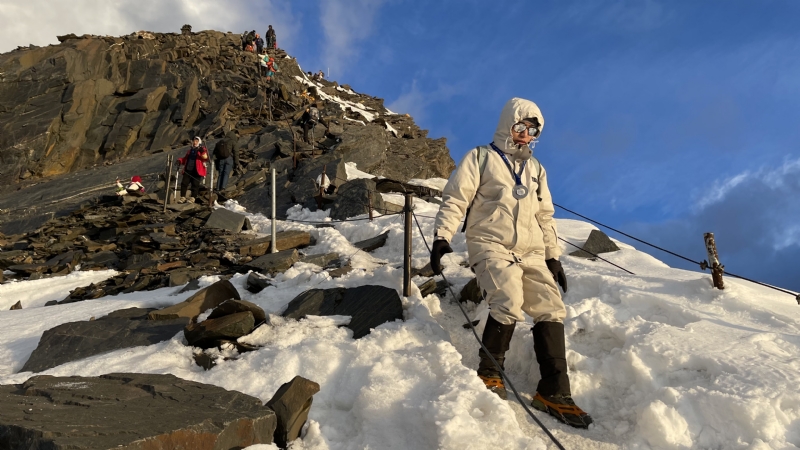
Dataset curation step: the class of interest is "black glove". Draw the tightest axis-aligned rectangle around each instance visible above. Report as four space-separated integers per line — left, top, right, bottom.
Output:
546 258 568 293
430 239 453 275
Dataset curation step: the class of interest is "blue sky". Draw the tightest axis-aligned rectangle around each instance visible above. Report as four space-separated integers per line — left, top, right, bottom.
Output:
2 0 798 293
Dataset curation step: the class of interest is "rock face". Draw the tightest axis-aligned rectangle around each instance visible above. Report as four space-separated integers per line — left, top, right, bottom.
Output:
283 285 404 339
0 372 276 449
0 29 454 234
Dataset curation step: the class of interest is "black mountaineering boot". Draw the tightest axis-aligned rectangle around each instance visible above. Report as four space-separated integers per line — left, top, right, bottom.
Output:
530 321 593 428
477 314 515 400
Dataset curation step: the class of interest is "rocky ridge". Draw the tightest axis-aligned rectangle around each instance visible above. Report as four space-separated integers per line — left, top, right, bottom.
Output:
0 27 454 234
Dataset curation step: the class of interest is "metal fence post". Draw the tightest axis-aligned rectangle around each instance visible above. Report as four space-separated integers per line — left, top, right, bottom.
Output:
271 167 277 253
403 193 413 297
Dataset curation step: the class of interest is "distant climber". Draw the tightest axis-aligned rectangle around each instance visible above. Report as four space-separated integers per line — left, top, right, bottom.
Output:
301 103 322 144
317 70 325 80
213 130 240 191
266 25 276 49
255 33 264 54
115 176 145 196
263 55 277 82
177 136 209 203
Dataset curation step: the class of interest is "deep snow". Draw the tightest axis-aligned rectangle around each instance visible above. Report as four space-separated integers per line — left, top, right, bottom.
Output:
1 171 798 449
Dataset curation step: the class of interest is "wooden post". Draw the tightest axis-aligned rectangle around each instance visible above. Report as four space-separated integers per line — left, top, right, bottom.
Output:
368 194 373 222
704 232 724 289
403 193 413 297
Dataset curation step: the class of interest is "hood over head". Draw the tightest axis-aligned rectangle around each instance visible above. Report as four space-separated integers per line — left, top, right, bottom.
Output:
192 136 202 146
492 97 544 161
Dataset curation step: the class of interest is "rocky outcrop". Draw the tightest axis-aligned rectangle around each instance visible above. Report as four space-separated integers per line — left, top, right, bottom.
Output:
0 373 277 449
0 28 454 235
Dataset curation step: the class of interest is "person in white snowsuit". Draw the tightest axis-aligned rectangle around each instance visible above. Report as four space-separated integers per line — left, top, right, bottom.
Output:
431 97 592 428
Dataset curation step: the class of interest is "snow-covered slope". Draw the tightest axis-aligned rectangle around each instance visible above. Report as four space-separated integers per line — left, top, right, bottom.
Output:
1 191 798 449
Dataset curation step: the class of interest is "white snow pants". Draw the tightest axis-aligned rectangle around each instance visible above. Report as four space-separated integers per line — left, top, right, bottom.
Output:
474 257 566 325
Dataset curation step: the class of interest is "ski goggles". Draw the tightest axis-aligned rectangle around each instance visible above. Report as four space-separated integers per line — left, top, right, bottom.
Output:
512 122 540 137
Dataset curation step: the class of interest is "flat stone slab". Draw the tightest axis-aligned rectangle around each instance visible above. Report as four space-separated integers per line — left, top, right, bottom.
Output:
0 373 276 449
353 231 389 253
300 252 340 268
20 312 189 373
239 230 312 257
569 229 621 258
148 279 241 321
282 285 404 339
246 249 299 274
208 299 267 324
205 208 252 233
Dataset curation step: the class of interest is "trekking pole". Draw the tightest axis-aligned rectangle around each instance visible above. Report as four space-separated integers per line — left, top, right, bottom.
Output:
173 166 180 202
271 167 277 254
164 155 173 212
208 161 215 208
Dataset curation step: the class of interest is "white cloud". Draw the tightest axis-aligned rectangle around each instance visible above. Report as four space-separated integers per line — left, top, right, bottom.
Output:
387 79 464 126
0 0 298 53
693 171 751 211
693 157 800 212
318 0 384 77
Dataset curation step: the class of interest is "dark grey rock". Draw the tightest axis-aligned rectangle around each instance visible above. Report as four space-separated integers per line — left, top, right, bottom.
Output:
266 375 321 448
569 229 621 258
149 279 241 321
247 249 299 274
330 178 390 220
283 285 404 339
84 250 119 269
205 208 252 233
459 278 482 304
122 253 161 271
0 373 276 449
20 315 189 373
300 252 340 268
246 272 271 293
417 279 437 297
208 299 267 324
9 301 22 310
354 231 390 252
184 311 255 349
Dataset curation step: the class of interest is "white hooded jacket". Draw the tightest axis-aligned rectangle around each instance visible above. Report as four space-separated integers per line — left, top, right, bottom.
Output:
434 98 562 265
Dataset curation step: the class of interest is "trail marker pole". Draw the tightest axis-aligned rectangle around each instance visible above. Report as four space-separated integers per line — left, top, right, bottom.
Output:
208 160 215 208
403 193 413 297
704 232 725 289
173 166 180 203
271 167 277 254
368 195 373 222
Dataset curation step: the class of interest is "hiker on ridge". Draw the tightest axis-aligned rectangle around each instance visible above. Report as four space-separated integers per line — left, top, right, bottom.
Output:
255 33 264 54
301 103 322 144
177 136 209 203
430 97 593 429
213 130 240 191
266 25 276 49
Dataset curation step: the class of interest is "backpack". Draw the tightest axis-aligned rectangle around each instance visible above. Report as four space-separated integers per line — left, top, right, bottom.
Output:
460 145 543 232
214 139 231 159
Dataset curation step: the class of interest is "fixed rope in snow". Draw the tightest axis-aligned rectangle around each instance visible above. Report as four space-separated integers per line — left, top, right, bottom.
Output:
554 203 800 302
411 211 567 450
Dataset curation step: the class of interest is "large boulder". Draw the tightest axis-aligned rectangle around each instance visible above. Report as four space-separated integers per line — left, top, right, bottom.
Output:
569 229 621 258
0 373 276 449
282 285 404 339
20 308 189 373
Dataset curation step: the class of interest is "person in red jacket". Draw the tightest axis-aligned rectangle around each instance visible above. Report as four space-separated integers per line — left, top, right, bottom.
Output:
177 136 209 203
